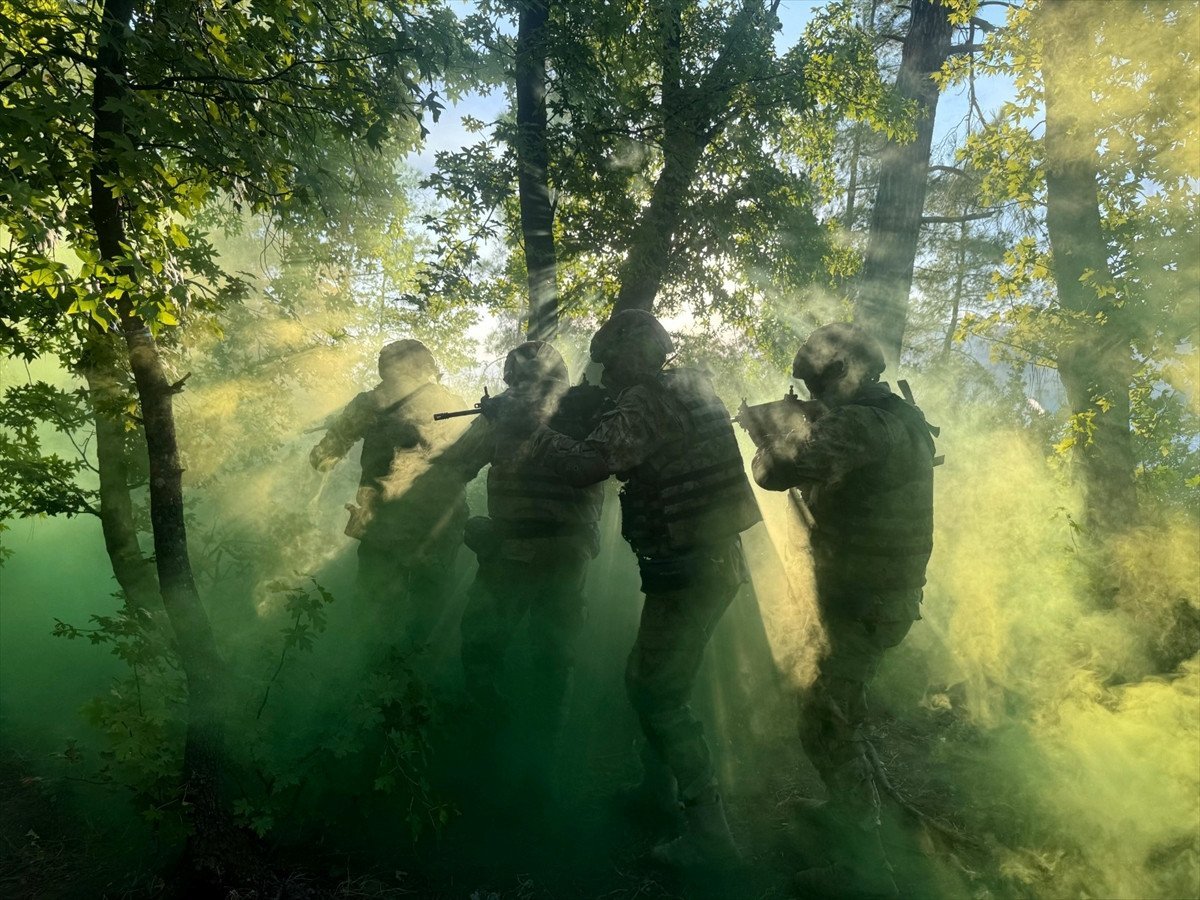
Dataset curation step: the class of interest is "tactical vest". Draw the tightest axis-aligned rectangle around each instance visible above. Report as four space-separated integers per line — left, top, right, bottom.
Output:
358 382 461 487
357 382 470 553
809 392 935 594
619 370 761 557
486 385 606 538
487 456 604 533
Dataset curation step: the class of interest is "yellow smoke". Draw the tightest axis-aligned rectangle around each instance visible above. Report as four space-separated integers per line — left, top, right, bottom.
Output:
904 372 1199 899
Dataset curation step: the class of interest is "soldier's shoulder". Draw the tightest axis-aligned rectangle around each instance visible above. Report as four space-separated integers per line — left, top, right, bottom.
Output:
858 392 931 434
818 402 894 441
562 382 609 402
661 366 722 400
661 365 712 387
345 389 383 415
615 381 661 412
428 381 467 406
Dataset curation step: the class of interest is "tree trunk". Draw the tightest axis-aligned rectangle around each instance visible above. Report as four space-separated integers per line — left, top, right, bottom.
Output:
1040 0 1138 536
843 0 878 229
941 220 968 357
90 0 237 882
612 129 704 313
612 0 773 315
78 329 160 610
852 0 953 365
515 0 559 342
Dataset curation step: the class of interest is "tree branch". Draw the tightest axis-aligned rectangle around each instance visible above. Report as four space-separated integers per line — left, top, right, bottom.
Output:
921 208 1001 224
928 164 975 177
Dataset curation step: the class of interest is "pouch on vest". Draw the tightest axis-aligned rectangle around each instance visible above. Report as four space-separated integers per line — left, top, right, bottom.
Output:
343 486 377 541
637 541 746 594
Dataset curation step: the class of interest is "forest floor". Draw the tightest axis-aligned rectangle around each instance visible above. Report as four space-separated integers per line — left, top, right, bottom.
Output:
0 528 1008 900
0 702 1001 899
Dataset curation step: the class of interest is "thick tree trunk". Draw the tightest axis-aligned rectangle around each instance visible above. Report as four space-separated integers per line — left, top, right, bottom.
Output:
78 329 160 609
90 0 237 882
613 0 688 314
515 0 559 342
852 0 953 365
1041 0 1138 536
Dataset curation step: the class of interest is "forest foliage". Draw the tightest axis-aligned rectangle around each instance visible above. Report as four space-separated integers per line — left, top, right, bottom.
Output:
1 0 1198 896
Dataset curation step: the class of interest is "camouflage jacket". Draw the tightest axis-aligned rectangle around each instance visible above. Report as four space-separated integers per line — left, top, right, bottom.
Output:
753 381 935 610
438 387 606 563
531 368 759 559
312 380 471 554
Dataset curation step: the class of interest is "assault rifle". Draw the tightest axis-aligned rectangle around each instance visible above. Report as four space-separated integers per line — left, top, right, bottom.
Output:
432 386 494 421
732 385 827 445
432 378 613 438
732 386 826 530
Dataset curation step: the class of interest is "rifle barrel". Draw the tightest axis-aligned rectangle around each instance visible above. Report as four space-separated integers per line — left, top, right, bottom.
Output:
432 408 483 421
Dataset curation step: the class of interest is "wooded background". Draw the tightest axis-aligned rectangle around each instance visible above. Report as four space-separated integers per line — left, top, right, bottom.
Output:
1 1 1197 896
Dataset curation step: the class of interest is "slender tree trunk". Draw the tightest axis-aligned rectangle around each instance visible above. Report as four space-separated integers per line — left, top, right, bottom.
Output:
842 0 878 228
91 0 237 881
78 329 160 609
852 0 953 365
941 220 967 357
515 0 559 341
1040 0 1138 536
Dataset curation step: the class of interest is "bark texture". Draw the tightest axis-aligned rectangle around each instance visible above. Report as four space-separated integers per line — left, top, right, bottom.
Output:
515 0 559 341
90 0 237 882
78 329 160 610
1041 0 1138 535
852 0 954 365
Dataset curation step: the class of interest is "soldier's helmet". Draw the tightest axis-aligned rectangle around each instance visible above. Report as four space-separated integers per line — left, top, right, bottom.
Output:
503 341 570 387
379 339 437 380
590 309 675 373
792 323 886 385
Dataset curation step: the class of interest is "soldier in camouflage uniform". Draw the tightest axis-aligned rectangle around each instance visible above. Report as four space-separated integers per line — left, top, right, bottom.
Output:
749 323 936 899
530 310 761 867
309 339 470 648
440 342 606 794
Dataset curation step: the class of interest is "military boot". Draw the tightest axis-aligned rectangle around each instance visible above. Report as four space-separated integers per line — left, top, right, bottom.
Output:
649 792 738 869
616 744 681 826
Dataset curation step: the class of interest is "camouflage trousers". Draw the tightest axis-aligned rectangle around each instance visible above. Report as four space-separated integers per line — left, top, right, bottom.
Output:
625 541 747 804
799 597 918 831
357 538 459 649
459 551 589 749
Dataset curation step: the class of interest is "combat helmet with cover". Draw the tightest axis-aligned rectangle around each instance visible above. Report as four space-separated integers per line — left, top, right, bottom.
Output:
791 323 885 404
503 340 570 387
590 309 674 384
379 338 438 383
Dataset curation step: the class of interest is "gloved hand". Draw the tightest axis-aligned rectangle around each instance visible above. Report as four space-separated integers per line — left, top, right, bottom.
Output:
478 391 518 422
309 445 338 472
480 390 544 435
